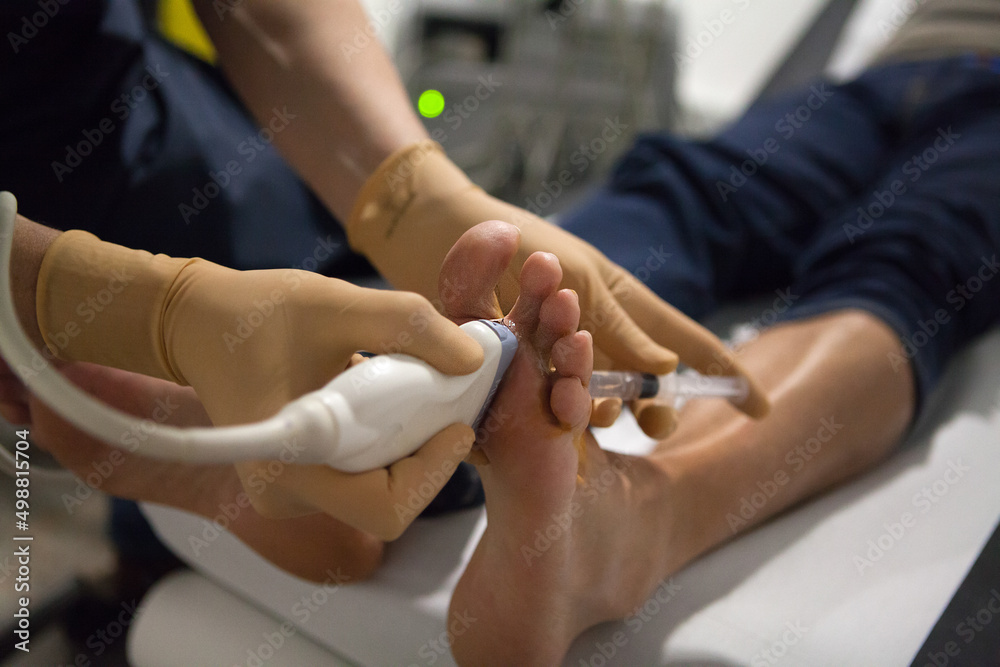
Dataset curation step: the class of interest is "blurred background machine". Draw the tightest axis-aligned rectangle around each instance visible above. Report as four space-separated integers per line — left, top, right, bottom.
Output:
395 0 678 213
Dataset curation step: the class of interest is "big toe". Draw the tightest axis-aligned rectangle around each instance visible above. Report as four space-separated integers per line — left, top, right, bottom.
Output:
439 220 520 321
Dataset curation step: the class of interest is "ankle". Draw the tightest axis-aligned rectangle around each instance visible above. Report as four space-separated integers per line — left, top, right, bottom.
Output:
648 421 760 571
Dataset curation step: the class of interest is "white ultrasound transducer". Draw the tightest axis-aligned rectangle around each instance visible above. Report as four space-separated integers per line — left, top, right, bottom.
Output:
1 192 749 472
0 187 521 472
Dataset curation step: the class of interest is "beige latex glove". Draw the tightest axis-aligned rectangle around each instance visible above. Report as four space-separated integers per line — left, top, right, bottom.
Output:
36 230 483 539
347 141 770 436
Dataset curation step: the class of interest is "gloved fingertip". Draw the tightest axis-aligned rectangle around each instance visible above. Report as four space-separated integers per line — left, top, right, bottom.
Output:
454 423 478 451
464 448 490 466
635 403 678 440
738 384 771 419
461 343 487 373
429 422 476 451
648 347 679 375
614 324 679 375
589 397 622 428
439 335 485 375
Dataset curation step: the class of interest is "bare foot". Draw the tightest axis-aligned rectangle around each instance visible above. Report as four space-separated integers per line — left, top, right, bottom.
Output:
439 222 674 666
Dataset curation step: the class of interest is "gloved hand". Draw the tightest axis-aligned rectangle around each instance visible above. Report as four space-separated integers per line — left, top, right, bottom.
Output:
347 141 770 435
35 230 483 538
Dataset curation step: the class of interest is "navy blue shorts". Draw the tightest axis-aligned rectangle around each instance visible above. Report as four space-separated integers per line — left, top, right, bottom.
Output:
559 56 1000 411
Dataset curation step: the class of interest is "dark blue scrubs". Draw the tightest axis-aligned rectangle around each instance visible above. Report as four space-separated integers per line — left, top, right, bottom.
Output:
0 0 366 274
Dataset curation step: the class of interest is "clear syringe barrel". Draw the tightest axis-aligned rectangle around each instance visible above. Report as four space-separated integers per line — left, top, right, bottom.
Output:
587 371 649 401
588 370 748 406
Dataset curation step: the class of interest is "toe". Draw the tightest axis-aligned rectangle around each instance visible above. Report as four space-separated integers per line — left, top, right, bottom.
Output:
505 252 562 338
438 220 520 321
551 331 594 430
536 289 581 358
551 330 593 383
551 376 591 430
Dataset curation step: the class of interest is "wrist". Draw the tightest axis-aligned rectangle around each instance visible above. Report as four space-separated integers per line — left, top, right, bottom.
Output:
346 141 471 251
35 231 191 381
10 214 60 350
346 141 504 298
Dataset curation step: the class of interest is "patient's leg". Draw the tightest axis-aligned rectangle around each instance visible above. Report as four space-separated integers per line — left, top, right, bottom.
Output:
442 224 915 665
649 310 915 565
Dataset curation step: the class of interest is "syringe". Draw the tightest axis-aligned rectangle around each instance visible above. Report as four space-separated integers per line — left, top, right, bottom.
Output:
588 370 749 407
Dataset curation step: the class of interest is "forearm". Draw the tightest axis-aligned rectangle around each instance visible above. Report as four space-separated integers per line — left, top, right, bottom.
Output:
162 467 385 582
11 214 60 350
224 492 386 582
180 463 385 582
192 0 428 220
653 310 916 570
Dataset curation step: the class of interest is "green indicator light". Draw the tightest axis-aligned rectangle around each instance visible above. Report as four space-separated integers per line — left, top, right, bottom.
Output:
418 89 445 118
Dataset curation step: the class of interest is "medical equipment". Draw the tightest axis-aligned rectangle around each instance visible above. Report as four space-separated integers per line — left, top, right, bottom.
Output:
399 0 677 204
1 192 744 471
588 369 749 407
0 192 519 471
